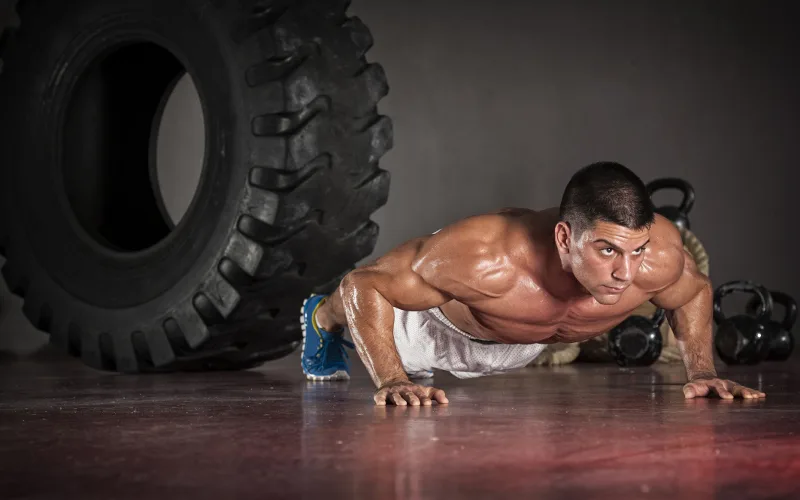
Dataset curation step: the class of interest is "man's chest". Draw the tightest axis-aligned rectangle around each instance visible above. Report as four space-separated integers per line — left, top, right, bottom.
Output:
460 287 653 343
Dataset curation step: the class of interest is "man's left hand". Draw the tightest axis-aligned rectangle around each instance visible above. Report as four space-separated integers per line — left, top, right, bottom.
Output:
683 376 766 400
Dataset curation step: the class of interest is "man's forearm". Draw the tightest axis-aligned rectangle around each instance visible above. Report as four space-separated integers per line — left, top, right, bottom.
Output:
339 274 409 388
667 282 718 380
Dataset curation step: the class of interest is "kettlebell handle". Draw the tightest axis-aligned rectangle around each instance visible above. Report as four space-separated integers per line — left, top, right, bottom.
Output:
762 291 798 330
745 289 797 329
652 307 666 327
645 178 695 214
771 291 798 330
713 280 773 324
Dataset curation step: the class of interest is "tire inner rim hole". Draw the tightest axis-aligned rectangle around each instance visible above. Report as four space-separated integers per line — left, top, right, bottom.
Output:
62 41 206 252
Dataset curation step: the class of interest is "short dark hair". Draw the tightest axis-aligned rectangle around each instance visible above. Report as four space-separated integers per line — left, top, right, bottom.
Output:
559 162 655 236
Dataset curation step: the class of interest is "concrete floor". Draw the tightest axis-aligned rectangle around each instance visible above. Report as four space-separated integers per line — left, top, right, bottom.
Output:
0 347 799 499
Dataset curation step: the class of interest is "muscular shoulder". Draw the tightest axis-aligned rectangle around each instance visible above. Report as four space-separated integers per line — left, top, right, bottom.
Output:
635 215 688 292
644 216 711 309
412 213 524 299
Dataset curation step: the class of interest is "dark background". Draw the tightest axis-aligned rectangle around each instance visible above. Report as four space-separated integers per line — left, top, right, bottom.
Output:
1 0 798 364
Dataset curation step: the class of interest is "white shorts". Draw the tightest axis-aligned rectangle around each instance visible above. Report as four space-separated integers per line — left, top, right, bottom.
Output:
392 306 546 379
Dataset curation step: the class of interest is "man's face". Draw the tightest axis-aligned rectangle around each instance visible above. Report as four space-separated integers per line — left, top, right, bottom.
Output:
557 220 650 305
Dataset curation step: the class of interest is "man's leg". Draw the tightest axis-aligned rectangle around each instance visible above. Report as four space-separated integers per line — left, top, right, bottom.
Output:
300 286 354 381
303 286 435 382
314 287 348 332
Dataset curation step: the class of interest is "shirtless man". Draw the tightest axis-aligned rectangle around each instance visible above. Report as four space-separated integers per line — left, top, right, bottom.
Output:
299 162 766 405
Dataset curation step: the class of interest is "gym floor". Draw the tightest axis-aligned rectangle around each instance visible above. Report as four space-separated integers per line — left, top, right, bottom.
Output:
1 349 798 499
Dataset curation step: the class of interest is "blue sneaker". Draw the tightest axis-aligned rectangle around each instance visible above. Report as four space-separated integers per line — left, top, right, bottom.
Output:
300 294 355 381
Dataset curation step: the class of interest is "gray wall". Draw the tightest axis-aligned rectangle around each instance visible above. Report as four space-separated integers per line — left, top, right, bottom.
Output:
2 0 799 361
360 0 800 331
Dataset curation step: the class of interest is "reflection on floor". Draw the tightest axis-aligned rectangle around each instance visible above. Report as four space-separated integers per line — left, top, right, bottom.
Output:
1 347 798 500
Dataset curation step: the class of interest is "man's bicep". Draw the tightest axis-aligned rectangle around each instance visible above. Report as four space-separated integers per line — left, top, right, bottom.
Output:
355 268 453 311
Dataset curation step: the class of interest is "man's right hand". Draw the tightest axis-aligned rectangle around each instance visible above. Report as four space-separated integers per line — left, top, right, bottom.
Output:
373 381 449 406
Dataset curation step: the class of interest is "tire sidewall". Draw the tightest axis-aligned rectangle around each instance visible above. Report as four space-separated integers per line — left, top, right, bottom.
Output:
0 0 248 325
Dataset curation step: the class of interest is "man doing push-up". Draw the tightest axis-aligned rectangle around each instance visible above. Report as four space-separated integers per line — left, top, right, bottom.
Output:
299 162 765 406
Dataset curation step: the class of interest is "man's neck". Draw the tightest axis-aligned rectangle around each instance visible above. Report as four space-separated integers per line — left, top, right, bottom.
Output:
541 235 591 303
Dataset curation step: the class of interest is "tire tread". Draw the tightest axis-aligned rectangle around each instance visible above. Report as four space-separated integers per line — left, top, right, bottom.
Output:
0 0 392 373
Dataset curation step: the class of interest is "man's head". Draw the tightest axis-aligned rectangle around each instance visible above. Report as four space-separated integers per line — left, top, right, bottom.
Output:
555 162 655 304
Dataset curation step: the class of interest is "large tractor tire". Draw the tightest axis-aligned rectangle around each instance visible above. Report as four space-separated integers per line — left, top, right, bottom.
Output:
0 0 393 372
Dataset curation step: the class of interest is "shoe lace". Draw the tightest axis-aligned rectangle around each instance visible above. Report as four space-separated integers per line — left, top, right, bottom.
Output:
314 334 355 368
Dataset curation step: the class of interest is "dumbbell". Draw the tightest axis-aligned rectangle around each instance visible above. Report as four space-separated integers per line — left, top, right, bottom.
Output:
646 177 695 233
746 289 797 361
713 280 773 365
608 307 666 367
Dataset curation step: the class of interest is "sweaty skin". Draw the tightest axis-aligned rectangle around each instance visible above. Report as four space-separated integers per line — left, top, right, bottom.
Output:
315 207 766 406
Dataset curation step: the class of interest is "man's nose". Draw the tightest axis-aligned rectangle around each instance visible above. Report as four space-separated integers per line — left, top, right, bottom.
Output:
612 257 634 282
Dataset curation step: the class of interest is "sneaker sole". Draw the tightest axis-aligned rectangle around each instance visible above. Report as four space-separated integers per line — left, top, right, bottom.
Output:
300 297 351 381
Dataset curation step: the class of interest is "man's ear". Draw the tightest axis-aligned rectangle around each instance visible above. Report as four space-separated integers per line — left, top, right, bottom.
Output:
555 221 571 254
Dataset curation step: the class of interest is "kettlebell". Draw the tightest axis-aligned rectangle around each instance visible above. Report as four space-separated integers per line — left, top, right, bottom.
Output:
713 280 773 365
645 177 695 232
745 290 797 361
608 307 666 367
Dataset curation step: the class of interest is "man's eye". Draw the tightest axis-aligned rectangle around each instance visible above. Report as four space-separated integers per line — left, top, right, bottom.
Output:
633 247 647 255
600 248 615 256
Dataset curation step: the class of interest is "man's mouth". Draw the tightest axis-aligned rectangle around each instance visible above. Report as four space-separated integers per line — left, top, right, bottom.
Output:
603 285 626 293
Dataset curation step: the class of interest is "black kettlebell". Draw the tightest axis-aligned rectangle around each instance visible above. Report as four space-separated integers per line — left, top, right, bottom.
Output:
713 280 773 365
608 307 666 367
645 177 695 232
746 290 797 362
